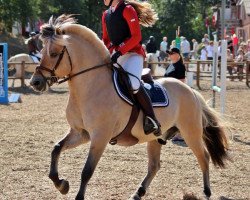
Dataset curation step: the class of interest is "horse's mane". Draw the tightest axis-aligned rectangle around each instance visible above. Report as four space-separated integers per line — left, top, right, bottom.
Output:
40 14 109 61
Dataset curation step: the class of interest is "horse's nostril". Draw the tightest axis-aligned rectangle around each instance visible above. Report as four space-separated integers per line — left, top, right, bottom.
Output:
33 80 41 86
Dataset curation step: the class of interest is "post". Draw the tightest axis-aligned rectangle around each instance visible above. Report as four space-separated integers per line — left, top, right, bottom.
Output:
246 61 250 87
212 41 219 108
220 40 227 114
0 43 8 104
221 0 226 39
196 60 201 89
21 61 25 87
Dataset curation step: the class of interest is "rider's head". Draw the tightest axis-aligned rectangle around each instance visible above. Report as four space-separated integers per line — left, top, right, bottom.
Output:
103 0 119 7
29 32 37 38
149 36 155 42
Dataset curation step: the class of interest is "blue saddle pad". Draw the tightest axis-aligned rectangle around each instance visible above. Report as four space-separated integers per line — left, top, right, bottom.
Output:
113 70 169 107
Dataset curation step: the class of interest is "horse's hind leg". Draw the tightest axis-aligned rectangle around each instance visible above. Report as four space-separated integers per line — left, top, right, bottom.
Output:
179 124 211 197
130 140 161 200
49 128 90 195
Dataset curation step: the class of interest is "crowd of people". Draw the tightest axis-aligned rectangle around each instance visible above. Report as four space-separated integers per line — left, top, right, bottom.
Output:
142 33 250 81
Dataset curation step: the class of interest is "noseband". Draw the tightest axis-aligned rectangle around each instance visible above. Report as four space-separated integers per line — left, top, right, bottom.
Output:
35 46 111 86
35 46 73 86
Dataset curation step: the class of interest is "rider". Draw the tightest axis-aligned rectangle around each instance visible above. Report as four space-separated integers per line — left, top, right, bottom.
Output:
102 0 161 136
27 32 41 61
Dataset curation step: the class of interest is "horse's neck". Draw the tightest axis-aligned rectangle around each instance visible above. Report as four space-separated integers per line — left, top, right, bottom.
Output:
68 66 113 104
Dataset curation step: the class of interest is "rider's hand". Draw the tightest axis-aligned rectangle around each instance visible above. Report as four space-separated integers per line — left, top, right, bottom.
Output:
111 51 122 63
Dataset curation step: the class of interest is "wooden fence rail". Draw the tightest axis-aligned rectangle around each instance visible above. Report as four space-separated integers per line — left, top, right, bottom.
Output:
8 61 37 87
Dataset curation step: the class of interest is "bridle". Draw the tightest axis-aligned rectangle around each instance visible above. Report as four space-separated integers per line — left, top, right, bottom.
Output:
35 46 111 86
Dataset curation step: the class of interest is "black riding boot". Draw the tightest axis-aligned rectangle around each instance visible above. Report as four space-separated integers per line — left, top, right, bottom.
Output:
134 86 161 136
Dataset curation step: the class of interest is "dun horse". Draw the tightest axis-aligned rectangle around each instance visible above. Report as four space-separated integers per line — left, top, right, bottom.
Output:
30 15 229 200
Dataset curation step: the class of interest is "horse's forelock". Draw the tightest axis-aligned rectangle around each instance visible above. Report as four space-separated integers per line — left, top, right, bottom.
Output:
40 15 76 49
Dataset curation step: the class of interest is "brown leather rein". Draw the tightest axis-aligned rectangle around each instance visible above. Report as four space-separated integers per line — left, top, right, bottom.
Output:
35 46 111 86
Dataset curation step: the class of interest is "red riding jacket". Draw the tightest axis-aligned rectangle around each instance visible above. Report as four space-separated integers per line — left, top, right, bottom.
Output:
102 1 145 57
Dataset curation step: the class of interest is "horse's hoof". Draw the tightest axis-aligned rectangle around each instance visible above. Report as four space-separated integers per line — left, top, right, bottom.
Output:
157 138 167 145
203 187 211 198
75 194 84 200
129 194 141 200
58 179 69 195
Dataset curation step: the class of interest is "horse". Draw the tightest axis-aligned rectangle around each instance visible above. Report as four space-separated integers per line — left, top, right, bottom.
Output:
8 53 39 87
29 15 229 200
145 52 166 77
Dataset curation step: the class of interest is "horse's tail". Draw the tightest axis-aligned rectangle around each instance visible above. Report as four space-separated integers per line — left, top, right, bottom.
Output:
193 89 230 168
126 0 158 27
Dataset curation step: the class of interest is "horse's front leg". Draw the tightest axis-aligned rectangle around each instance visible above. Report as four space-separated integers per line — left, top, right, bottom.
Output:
75 131 110 200
49 128 90 194
130 140 162 200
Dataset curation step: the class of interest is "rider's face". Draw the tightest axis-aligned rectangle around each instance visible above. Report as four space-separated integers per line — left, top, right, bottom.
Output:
104 0 111 6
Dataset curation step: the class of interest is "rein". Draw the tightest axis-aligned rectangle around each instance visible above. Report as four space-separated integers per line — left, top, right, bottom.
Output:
36 45 112 86
57 62 111 84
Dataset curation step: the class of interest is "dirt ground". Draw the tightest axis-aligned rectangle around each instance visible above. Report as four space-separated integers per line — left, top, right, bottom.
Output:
0 79 249 200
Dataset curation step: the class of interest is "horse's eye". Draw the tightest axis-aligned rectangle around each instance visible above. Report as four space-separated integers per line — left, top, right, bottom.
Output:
50 53 58 58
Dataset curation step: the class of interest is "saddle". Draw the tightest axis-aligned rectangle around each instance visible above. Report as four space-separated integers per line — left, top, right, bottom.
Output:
109 68 169 146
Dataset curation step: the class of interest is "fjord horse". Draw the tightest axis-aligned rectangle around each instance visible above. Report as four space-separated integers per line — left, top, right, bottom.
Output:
29 15 229 200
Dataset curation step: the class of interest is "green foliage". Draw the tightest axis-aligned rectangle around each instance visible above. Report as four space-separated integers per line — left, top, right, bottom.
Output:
0 0 220 43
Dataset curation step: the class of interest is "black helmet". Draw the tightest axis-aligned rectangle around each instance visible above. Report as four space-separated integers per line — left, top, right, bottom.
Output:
29 32 36 37
149 35 155 42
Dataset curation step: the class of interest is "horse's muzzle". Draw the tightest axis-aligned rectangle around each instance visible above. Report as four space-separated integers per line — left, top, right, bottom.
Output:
30 75 47 92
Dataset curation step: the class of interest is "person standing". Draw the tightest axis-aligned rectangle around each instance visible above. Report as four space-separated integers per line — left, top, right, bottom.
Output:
201 33 210 44
180 37 190 61
159 36 168 61
146 35 157 54
206 41 214 71
191 39 198 59
102 0 161 136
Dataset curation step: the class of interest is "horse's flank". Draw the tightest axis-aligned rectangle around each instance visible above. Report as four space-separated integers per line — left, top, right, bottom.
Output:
8 53 35 77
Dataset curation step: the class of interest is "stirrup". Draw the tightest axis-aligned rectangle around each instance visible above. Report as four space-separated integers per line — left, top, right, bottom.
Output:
144 116 162 136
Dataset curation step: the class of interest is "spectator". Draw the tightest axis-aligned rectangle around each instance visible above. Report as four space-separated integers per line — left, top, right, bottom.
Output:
200 44 207 71
170 40 176 49
227 48 234 81
191 38 198 59
146 35 157 54
146 35 158 70
226 35 233 55
206 41 214 71
159 36 168 62
234 49 244 81
201 33 210 44
180 37 190 61
165 47 186 81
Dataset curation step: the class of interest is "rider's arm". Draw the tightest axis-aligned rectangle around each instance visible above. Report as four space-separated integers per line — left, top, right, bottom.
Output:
117 5 142 55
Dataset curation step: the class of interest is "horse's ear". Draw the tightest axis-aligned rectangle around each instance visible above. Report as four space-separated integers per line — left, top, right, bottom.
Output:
55 28 62 35
56 28 66 35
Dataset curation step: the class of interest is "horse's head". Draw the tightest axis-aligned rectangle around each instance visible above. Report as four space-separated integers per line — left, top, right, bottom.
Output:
30 14 110 92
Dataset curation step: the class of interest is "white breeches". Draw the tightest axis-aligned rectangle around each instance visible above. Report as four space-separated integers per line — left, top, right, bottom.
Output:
116 52 144 93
